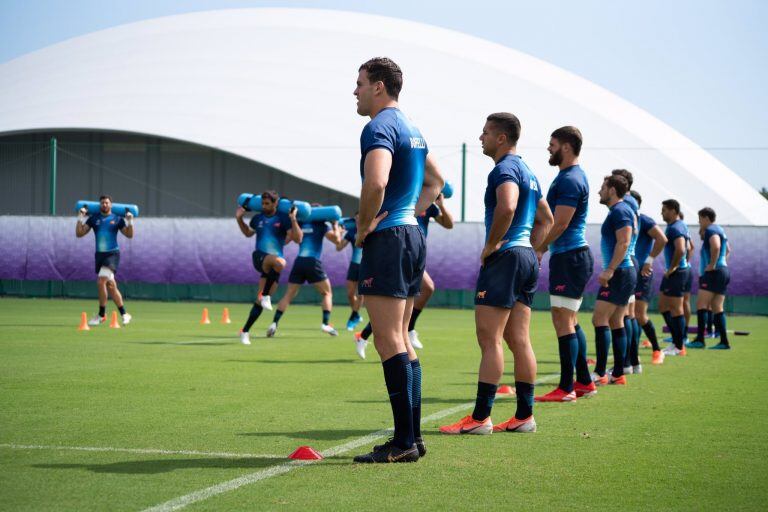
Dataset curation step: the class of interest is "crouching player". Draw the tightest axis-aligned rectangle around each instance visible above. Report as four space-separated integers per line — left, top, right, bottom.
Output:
75 195 134 326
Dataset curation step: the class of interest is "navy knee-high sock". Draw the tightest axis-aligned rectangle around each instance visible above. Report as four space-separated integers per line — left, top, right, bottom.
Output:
515 381 535 420
472 381 498 421
611 328 627 377
408 308 422 332
662 311 672 333
243 303 263 333
262 270 280 297
630 318 641 365
361 322 373 340
410 360 422 438
557 333 578 392
707 310 715 335
642 320 660 351
696 309 708 342
574 324 592 384
594 326 611 376
714 312 729 346
671 315 686 350
382 353 414 450
623 316 633 368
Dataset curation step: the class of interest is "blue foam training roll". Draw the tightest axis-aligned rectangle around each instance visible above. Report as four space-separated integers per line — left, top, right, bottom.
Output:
441 181 454 199
307 205 341 222
76 200 139 217
340 217 356 230
237 194 312 221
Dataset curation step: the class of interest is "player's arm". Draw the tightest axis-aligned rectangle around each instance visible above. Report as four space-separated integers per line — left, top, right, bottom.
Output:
534 205 575 254
286 207 302 244
75 208 91 237
687 237 695 255
433 194 454 229
120 212 134 239
235 207 255 237
530 197 554 253
414 153 445 217
726 241 732 261
706 235 721 272
598 226 632 287
336 236 350 251
325 222 342 245
480 181 517 264
641 225 667 277
357 148 392 246
665 236 686 277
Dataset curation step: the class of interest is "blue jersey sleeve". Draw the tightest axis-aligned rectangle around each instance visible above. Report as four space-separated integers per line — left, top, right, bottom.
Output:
640 214 656 234
248 215 258 231
611 206 634 231
279 212 292 237
553 174 582 208
492 164 521 191
666 223 684 241
360 119 396 158
116 217 126 230
344 228 355 243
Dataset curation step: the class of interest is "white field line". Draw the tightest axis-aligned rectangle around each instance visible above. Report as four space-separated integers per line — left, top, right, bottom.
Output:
141 372 561 512
0 444 282 459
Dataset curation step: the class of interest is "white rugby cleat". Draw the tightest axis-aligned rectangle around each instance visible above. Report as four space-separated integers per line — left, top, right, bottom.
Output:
266 322 277 338
122 313 132 325
88 315 105 326
321 324 338 336
408 330 423 349
240 331 251 345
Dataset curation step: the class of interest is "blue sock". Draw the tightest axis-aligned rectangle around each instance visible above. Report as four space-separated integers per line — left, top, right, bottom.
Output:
630 318 641 365
642 320 660 351
242 303 263 332
574 324 592 384
594 326 611 376
472 381 497 421
514 381 534 420
623 316 633 368
410 360 422 437
662 311 672 331
707 310 715 335
273 309 284 324
557 333 578 392
671 315 686 349
361 322 373 340
696 309 707 342
382 353 414 450
263 270 280 297
98 305 106 317
118 305 126 315
322 310 331 326
611 328 627 377
714 312 729 346
348 310 360 322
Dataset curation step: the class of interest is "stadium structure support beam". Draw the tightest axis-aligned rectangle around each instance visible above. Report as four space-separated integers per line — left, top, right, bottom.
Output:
49 137 57 215
461 142 466 222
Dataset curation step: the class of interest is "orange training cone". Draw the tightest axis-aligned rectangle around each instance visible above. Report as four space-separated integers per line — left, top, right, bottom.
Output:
109 311 121 329
221 307 231 324
78 312 90 331
496 384 515 396
201 307 211 324
288 446 323 460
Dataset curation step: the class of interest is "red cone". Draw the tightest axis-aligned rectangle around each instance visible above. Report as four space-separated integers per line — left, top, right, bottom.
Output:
288 446 323 460
496 384 515 396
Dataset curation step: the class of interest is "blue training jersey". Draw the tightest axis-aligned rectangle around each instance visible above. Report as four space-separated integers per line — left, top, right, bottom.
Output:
416 203 440 238
623 193 639 258
545 165 589 254
249 212 291 257
297 221 329 259
634 213 658 264
343 226 363 264
86 213 125 253
600 200 635 270
359 107 427 232
484 153 542 251
663 219 690 271
700 224 728 273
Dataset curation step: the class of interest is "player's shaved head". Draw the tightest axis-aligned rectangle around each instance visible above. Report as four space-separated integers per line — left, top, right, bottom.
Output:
486 113 521 146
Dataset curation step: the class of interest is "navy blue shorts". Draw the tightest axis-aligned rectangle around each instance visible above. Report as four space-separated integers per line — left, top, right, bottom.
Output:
346 262 361 282
597 266 637 306
684 268 693 294
358 225 425 298
288 256 327 284
634 268 654 302
660 267 691 298
548 246 594 299
252 250 269 278
94 251 120 274
699 267 730 295
476 246 539 308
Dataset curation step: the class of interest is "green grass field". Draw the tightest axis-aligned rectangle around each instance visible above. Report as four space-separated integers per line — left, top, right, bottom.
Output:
1 297 767 511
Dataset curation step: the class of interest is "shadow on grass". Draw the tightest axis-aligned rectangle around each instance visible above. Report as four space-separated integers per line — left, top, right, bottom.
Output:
346 397 471 405
130 341 233 346
32 456 284 475
238 429 378 441
225 358 362 365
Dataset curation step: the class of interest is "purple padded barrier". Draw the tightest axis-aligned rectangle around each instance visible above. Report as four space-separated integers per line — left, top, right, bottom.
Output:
0 216 766 296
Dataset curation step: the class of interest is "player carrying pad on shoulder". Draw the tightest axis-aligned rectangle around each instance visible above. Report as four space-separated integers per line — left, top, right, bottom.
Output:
439 112 553 436
75 195 134 326
350 57 444 464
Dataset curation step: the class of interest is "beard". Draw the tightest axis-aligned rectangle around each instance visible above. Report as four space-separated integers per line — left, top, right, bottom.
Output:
548 149 563 166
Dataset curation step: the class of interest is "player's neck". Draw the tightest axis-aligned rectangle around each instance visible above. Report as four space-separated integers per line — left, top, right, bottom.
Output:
493 147 516 163
558 157 578 171
606 196 621 208
368 99 398 119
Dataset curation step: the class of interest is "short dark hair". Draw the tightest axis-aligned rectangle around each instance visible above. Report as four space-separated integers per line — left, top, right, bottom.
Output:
99 195 112 202
359 57 403 100
261 190 279 202
604 175 629 198
662 199 680 214
612 169 633 189
551 126 583 156
487 113 521 145
629 189 642 206
698 207 716 222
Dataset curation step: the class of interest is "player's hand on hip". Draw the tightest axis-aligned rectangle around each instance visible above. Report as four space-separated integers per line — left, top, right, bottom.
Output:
598 268 614 288
356 211 388 247
641 263 652 277
480 239 506 265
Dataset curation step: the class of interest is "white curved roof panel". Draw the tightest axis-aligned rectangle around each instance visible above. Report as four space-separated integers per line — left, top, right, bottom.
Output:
1 8 766 224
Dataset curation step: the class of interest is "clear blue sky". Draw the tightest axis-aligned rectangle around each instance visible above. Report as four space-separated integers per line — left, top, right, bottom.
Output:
2 0 767 190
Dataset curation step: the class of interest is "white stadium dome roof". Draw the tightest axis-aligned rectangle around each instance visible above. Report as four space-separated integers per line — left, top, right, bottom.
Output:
1 8 766 225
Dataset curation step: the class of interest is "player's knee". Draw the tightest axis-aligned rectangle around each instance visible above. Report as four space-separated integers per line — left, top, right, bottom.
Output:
273 258 286 272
